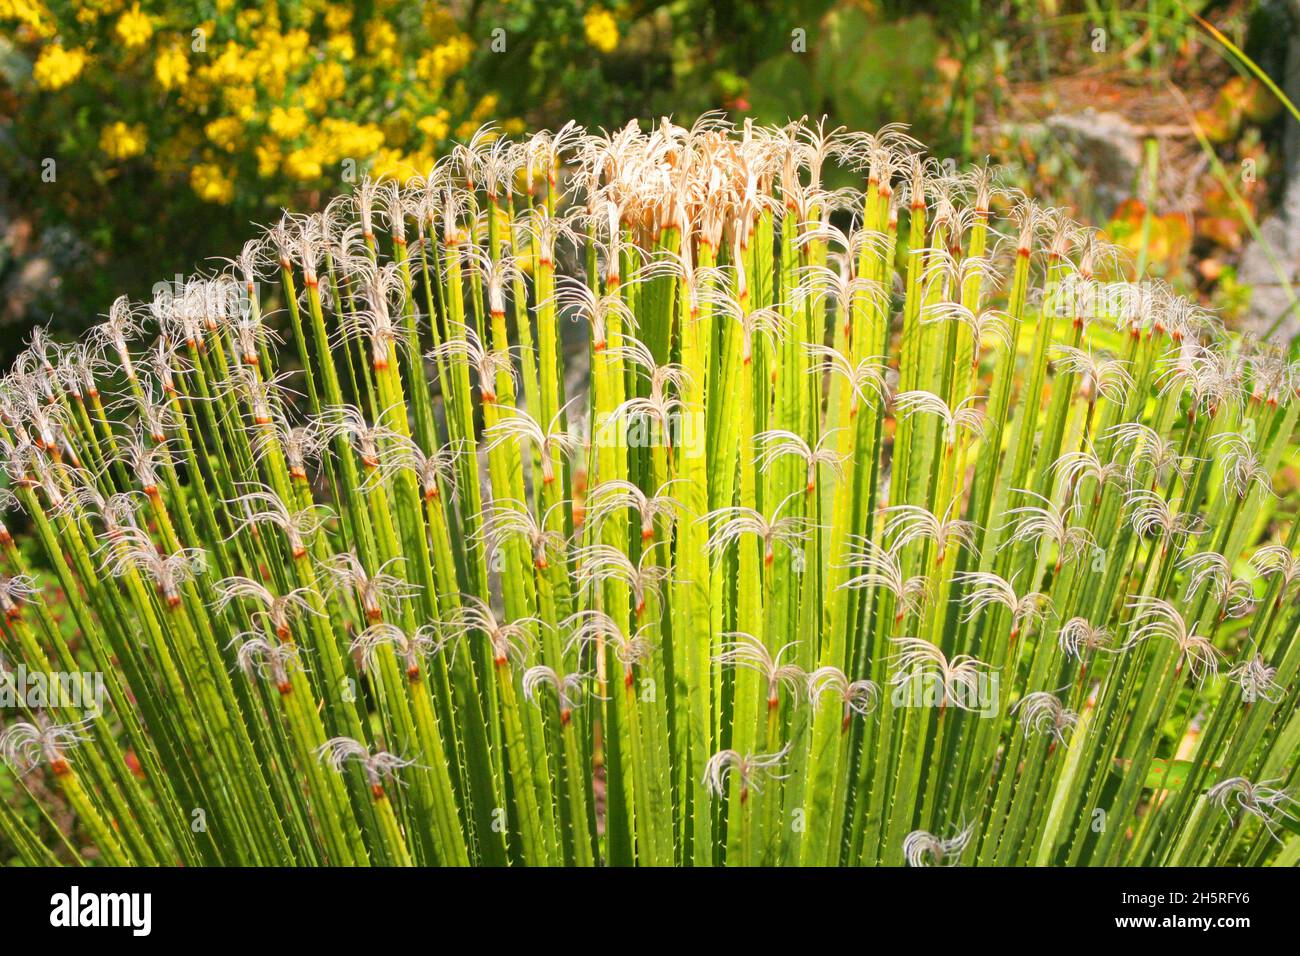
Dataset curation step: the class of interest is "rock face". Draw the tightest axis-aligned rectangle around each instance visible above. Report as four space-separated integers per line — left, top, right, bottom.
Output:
1239 22 1300 345
1238 213 1300 343
1044 110 1144 214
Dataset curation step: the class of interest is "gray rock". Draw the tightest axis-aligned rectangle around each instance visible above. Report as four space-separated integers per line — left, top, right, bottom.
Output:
1044 110 1144 214
1237 212 1300 342
1239 14 1300 344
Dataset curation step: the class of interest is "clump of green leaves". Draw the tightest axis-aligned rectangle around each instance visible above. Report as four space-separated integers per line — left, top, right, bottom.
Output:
0 119 1297 867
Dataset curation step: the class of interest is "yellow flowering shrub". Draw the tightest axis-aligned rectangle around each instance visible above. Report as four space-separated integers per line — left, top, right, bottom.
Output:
267 106 308 141
189 161 233 203
3 1 564 217
152 43 188 90
255 142 282 178
32 43 87 90
115 2 152 48
583 7 619 53
417 110 452 143
364 19 399 69
323 5 350 32
0 0 51 32
280 148 322 183
417 35 474 88
203 116 243 153
98 120 147 160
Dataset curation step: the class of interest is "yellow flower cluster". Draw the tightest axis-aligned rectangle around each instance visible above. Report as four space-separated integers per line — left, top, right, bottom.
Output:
268 106 309 141
370 147 436 184
299 62 346 114
583 7 620 53
1 0 49 33
99 121 147 161
190 162 234 204
33 44 87 90
256 143 281 178
115 2 152 49
153 44 188 90
417 35 474 91
324 5 352 32
276 119 386 182
417 110 452 143
327 32 354 61
193 29 313 111
204 116 244 153
323 118 387 162
280 150 323 182
365 19 399 69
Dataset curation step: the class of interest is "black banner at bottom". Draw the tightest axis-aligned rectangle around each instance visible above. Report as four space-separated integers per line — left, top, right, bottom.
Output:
0 866 1289 943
